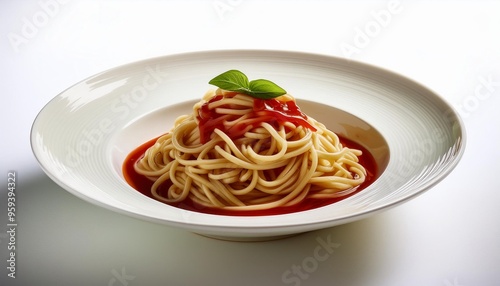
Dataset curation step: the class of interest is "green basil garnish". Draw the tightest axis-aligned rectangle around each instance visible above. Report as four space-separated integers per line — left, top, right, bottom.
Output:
209 70 286 99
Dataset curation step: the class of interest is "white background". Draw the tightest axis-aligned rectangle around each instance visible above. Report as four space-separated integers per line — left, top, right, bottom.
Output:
1 0 499 285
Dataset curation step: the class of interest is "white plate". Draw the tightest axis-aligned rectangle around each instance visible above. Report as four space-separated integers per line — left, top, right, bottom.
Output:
31 50 465 241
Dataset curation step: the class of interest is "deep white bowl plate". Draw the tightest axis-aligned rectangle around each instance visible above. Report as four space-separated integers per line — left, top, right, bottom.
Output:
31 50 465 241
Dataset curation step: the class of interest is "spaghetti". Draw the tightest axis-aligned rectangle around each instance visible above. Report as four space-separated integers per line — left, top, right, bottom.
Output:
132 89 367 211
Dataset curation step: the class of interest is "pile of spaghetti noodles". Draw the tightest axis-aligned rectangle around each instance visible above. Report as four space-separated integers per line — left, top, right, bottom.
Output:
134 89 366 211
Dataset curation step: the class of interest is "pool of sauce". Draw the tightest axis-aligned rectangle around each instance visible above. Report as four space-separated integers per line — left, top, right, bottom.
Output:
122 135 378 216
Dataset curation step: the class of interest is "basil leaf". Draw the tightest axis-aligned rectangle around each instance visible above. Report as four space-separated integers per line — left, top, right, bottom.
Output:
208 70 287 99
247 79 287 99
208 70 251 94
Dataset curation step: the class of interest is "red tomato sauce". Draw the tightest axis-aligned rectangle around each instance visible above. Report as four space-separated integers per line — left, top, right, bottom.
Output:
123 135 378 216
197 96 316 144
